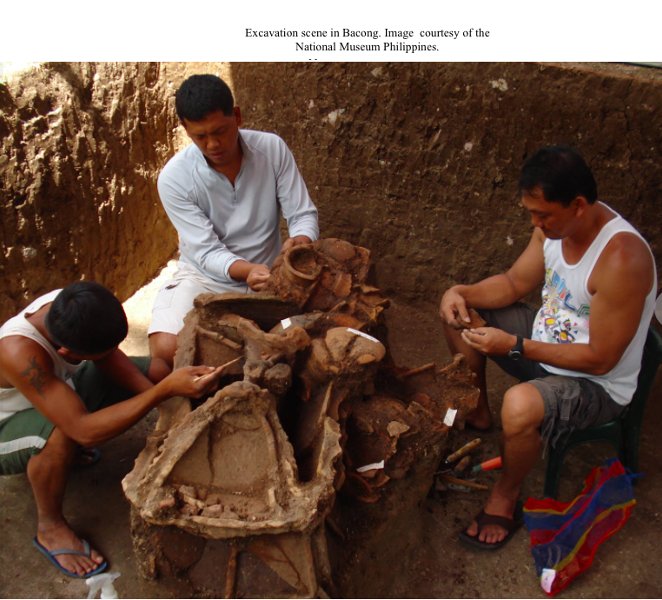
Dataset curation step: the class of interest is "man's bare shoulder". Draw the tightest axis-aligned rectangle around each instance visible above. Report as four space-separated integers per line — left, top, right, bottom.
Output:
0 335 55 385
532 227 547 244
0 333 49 355
601 231 652 273
592 231 654 293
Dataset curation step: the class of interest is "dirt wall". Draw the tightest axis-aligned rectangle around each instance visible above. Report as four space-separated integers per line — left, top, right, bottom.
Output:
0 62 178 319
229 62 662 301
1 62 660 321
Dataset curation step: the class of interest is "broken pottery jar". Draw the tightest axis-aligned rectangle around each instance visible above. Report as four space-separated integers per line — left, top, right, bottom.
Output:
123 380 341 538
262 238 389 326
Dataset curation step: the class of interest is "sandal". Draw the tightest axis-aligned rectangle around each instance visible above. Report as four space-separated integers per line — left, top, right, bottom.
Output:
459 501 523 551
74 447 101 468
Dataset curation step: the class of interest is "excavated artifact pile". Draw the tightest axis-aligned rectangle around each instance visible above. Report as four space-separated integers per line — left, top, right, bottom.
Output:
123 238 478 598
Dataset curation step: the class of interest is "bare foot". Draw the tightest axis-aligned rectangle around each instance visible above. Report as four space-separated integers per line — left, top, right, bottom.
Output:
465 491 518 545
36 521 105 577
465 406 493 431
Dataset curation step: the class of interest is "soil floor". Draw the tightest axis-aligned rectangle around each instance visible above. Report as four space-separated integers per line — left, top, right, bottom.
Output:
1 265 661 599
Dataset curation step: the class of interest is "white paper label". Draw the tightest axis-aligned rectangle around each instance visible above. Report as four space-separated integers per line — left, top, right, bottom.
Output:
443 408 458 427
280 318 292 329
347 327 379 343
540 568 557 594
356 460 385 473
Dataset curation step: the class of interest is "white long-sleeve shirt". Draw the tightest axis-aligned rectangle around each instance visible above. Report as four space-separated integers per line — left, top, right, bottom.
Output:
157 129 319 289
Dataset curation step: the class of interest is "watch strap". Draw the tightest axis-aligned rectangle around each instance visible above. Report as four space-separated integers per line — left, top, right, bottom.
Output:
509 335 524 359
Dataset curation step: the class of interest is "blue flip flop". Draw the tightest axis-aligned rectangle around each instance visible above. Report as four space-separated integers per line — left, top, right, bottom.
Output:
75 447 102 468
33 537 108 578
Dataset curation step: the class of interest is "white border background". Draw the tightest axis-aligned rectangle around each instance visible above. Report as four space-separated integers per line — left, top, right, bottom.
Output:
1 0 660 62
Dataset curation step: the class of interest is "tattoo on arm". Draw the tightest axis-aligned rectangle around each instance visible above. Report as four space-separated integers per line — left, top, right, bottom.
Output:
20 357 48 396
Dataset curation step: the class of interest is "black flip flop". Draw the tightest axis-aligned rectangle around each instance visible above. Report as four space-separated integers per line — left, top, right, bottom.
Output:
459 501 523 551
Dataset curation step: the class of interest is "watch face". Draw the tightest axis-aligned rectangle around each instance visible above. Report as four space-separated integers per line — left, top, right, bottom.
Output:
508 349 522 360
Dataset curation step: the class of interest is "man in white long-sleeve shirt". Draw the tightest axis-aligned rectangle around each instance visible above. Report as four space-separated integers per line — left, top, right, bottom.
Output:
149 74 319 367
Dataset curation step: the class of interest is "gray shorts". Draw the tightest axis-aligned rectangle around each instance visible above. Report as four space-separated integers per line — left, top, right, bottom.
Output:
478 303 625 449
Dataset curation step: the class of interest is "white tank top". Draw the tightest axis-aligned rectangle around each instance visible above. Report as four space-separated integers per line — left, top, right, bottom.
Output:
531 203 657 405
0 290 81 421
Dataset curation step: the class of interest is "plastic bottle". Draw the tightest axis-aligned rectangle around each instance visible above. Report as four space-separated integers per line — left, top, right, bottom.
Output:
86 571 120 599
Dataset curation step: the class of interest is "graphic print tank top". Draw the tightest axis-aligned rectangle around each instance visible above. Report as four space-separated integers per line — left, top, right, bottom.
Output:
531 203 657 406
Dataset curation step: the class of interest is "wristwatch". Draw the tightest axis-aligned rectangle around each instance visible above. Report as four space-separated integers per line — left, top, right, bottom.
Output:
508 335 524 360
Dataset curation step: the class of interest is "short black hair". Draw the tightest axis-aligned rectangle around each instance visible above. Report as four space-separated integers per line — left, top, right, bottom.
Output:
175 74 235 122
519 145 598 206
45 281 128 355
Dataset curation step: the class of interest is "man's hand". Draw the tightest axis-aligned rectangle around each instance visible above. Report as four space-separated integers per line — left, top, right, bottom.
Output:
228 260 271 290
439 286 472 329
282 235 312 252
159 365 226 399
460 327 517 357
247 264 271 291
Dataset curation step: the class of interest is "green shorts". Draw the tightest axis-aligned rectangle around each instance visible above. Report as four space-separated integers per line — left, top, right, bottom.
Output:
0 356 150 474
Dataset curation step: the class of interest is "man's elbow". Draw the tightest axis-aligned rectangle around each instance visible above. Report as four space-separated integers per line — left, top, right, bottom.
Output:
71 431 98 448
63 425 101 448
586 355 620 376
289 213 319 240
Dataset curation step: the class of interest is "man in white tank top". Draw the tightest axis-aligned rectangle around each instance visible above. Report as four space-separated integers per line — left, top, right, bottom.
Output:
439 146 657 550
0 282 227 578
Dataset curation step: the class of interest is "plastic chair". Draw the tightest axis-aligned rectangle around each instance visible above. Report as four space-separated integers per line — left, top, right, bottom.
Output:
543 327 662 498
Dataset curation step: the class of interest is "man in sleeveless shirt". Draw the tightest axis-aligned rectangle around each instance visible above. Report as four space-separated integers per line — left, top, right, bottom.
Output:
439 146 657 550
0 282 226 577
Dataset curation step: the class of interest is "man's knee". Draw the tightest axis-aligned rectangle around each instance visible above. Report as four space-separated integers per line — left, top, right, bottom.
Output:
149 332 177 369
441 319 464 345
0 410 57 474
501 383 545 437
27 429 76 473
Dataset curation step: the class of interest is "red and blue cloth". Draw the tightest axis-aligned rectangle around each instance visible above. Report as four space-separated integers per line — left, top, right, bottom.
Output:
523 458 637 596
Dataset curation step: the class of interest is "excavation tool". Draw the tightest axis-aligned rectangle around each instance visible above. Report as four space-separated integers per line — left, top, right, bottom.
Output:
471 455 503 474
434 438 487 492
437 437 482 473
193 356 243 382
440 474 489 491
